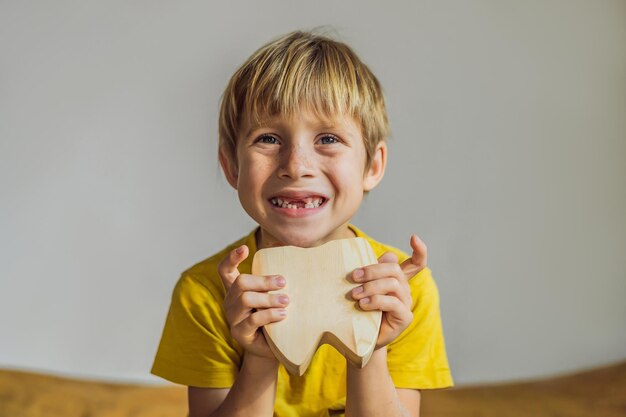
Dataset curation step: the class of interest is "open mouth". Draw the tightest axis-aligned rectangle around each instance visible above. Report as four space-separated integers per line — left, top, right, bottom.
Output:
269 196 327 209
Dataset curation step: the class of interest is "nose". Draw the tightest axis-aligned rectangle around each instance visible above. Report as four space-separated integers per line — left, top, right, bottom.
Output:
277 144 315 179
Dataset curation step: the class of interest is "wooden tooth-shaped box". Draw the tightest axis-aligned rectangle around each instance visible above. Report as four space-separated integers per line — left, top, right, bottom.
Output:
251 237 381 376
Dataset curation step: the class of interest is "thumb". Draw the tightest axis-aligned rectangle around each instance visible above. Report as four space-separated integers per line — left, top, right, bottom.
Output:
400 235 427 280
217 245 249 290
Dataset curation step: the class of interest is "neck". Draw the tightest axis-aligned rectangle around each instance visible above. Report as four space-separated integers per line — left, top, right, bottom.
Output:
255 224 357 250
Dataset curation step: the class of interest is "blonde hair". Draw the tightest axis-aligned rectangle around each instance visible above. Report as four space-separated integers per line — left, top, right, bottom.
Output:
218 30 389 169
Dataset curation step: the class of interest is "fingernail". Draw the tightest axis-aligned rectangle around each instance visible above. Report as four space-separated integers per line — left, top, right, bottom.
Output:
352 286 364 296
360 297 370 305
275 276 286 287
235 246 244 254
279 295 289 304
353 269 364 281
278 309 287 317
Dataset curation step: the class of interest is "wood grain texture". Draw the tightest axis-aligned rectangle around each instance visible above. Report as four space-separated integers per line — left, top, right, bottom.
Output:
252 237 381 375
0 369 186 417
0 362 624 416
420 361 626 417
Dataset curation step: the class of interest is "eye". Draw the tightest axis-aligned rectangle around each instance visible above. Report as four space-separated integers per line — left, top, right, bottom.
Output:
319 135 340 145
256 134 280 145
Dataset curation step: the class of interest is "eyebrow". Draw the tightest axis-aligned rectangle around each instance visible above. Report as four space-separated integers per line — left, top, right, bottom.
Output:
244 121 345 139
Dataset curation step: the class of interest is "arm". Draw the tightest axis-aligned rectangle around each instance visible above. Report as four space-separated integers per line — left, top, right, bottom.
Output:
346 235 427 417
188 354 279 417
188 244 288 417
346 348 420 417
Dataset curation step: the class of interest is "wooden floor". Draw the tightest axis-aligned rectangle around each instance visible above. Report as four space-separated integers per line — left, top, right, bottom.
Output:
421 361 626 417
1 362 625 417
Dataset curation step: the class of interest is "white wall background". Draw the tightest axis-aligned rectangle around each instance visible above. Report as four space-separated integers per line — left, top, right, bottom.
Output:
1 1 625 385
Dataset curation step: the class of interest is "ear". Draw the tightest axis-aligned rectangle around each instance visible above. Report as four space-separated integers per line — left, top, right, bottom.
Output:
363 141 387 191
219 147 239 190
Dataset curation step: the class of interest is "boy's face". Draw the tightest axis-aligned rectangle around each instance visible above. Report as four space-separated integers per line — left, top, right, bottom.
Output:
220 110 386 248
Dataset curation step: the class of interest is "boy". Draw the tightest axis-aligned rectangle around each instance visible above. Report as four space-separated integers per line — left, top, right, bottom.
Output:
151 30 453 417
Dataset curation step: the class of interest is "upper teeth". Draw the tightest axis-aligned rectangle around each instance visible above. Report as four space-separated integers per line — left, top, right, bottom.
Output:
270 197 324 209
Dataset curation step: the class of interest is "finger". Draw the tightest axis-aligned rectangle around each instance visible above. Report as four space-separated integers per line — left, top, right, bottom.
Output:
217 245 249 290
358 294 413 321
231 274 286 294
351 278 412 307
226 292 289 326
400 235 427 280
352 262 404 284
409 234 427 266
233 308 288 338
239 292 290 310
223 274 287 319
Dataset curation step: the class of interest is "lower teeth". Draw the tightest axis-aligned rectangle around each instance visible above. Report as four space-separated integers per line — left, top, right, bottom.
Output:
275 201 322 209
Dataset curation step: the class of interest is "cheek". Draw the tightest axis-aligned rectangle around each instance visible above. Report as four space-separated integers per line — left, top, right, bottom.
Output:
328 157 367 191
239 155 273 181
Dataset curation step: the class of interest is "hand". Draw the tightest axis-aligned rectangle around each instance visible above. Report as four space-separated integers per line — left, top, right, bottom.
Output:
217 245 290 360
350 235 427 349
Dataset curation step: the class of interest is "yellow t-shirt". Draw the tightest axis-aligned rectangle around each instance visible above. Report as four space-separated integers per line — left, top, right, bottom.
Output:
151 224 453 416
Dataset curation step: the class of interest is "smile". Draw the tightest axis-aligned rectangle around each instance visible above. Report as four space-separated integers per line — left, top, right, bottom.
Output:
269 196 327 209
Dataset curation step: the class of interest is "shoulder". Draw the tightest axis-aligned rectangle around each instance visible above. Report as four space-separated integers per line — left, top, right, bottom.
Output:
348 223 436 295
348 224 410 263
173 229 258 301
